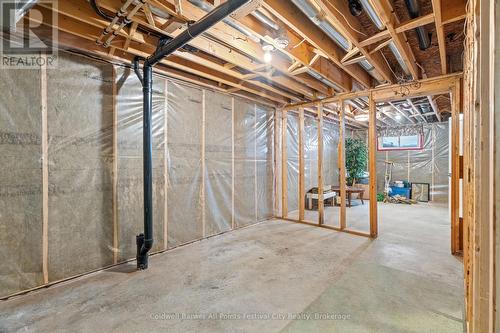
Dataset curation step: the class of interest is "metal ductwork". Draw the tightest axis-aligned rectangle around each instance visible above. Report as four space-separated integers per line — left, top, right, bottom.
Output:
291 0 350 51
359 59 384 82
359 0 384 30
388 40 411 76
188 0 260 42
293 0 386 83
358 0 414 78
404 0 431 50
133 0 250 270
251 10 279 30
307 69 342 92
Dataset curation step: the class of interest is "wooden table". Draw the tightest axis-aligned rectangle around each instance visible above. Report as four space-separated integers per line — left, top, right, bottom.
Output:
331 186 365 207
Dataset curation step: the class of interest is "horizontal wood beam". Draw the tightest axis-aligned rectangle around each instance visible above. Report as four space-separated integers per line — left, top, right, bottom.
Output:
284 73 461 110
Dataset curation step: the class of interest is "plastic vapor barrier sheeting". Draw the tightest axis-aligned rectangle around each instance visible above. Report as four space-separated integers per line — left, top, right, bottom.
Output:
323 120 340 187
286 113 299 217
352 123 449 203
0 51 275 298
0 59 44 296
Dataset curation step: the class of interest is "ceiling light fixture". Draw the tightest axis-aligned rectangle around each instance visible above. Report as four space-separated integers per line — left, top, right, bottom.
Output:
274 36 289 49
262 44 274 63
395 114 402 120
264 51 272 63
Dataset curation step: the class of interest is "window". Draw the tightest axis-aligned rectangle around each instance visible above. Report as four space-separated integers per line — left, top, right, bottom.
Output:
378 134 422 151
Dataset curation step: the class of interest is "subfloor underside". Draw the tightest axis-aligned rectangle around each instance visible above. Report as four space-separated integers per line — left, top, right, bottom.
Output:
0 203 464 333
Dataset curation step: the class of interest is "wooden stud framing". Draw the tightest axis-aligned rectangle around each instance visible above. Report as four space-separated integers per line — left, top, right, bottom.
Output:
112 67 119 263
281 110 288 218
201 89 206 237
314 0 394 83
231 97 235 229
40 51 49 284
317 103 324 225
450 81 461 254
285 74 461 111
164 79 169 250
368 93 378 238
298 107 305 221
282 218 371 238
254 104 258 223
273 108 279 217
338 100 347 230
431 0 447 74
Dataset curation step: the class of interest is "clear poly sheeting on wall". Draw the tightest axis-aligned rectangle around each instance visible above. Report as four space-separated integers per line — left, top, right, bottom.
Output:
0 50 275 298
322 119 341 227
204 90 232 236
372 123 449 203
256 105 275 221
304 114 318 222
286 112 299 217
0 61 43 296
47 54 115 280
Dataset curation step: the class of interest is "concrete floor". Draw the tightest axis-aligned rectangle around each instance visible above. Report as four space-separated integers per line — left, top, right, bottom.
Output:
0 203 464 333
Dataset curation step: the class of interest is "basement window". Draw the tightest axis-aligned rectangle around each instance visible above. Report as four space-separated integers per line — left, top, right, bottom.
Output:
378 134 422 151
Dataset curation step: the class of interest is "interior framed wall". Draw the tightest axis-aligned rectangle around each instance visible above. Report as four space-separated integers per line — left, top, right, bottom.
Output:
281 74 463 244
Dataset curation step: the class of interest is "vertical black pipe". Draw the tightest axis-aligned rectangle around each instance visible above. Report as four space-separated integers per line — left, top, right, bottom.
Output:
136 64 153 270
134 0 250 271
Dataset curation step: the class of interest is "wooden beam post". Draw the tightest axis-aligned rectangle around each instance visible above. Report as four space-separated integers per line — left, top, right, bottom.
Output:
431 0 447 74
40 51 49 284
338 100 347 230
201 89 206 237
281 110 288 218
298 107 305 221
254 104 258 222
163 79 169 249
450 81 461 254
274 108 279 217
231 97 235 229
317 103 324 225
368 93 378 238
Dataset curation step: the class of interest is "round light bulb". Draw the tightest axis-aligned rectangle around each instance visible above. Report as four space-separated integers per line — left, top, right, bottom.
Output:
395 114 402 120
264 51 272 63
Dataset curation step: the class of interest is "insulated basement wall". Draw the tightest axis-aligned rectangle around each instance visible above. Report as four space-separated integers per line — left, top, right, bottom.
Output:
352 123 449 203
0 51 275 298
285 111 340 218
0 61 43 296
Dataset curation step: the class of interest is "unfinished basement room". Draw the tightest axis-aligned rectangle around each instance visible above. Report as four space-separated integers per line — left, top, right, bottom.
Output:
0 0 498 332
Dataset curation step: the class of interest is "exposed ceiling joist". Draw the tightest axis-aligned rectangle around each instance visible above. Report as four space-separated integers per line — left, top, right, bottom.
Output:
431 0 447 74
314 0 394 83
369 0 419 79
32 4 290 105
162 0 331 95
262 0 373 88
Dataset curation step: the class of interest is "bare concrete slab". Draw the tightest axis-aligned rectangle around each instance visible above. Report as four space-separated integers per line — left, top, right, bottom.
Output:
0 204 463 333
